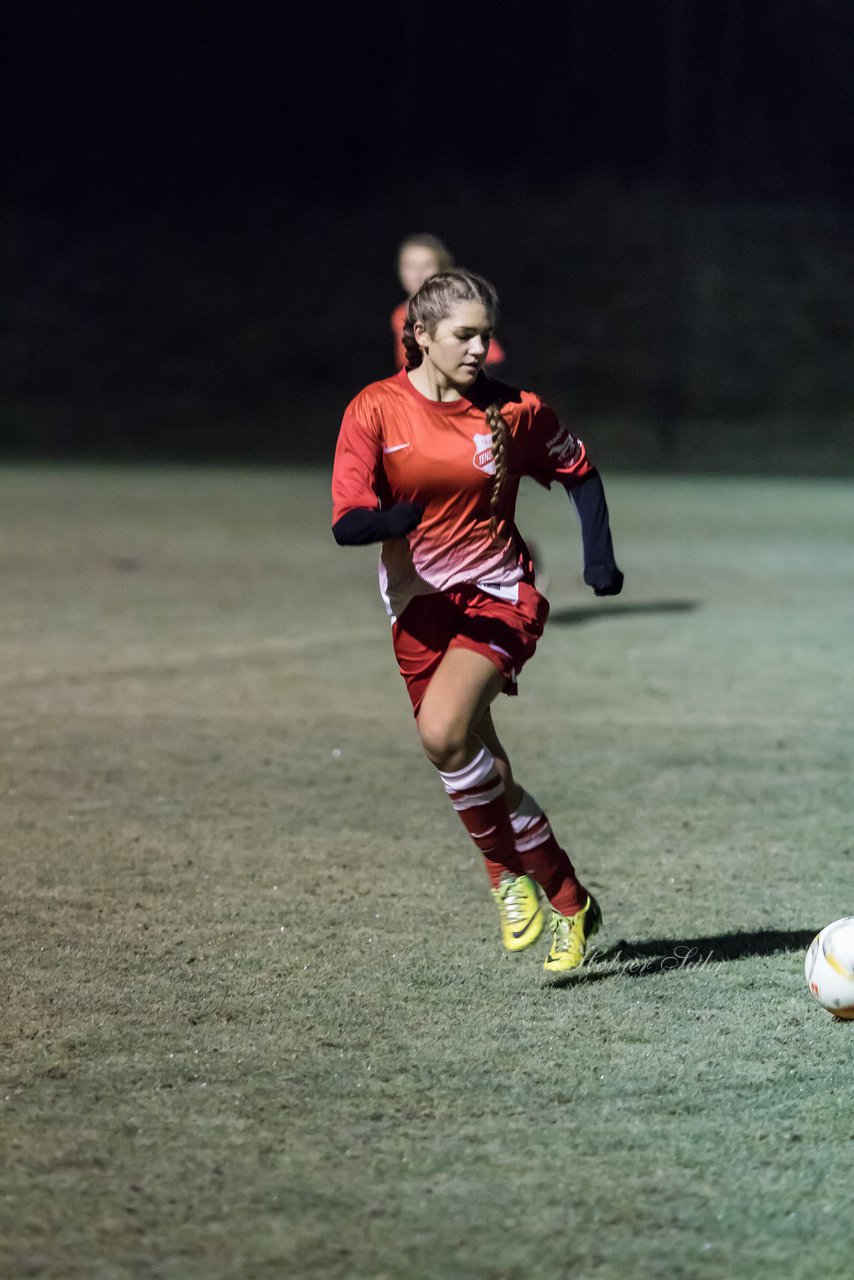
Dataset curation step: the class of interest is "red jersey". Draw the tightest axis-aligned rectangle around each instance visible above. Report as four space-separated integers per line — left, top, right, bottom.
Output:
390 302 507 372
332 369 593 621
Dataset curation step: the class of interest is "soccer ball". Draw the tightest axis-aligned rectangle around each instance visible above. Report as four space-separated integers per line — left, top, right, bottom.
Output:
804 917 854 1019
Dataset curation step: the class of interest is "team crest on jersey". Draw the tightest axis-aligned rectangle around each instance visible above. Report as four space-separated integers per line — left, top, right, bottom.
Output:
472 432 496 476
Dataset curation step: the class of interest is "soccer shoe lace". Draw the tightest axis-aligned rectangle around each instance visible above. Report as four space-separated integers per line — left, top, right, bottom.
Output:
543 894 602 973
491 873 545 952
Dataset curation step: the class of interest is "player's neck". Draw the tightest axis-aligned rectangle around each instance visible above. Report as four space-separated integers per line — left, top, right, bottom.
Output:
407 364 463 403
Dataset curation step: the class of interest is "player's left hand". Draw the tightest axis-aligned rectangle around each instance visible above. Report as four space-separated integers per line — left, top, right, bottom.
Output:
584 563 624 596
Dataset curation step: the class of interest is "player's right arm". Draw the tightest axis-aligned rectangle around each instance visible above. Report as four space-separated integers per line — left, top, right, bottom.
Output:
331 407 423 546
390 303 408 371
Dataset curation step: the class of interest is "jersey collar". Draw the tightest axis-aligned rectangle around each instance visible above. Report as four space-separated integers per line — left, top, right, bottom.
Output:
397 367 479 415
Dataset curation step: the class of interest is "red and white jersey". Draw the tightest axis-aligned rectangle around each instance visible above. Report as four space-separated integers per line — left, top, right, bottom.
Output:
332 369 593 620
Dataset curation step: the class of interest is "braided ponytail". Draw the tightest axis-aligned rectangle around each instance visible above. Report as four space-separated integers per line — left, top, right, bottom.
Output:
485 403 510 539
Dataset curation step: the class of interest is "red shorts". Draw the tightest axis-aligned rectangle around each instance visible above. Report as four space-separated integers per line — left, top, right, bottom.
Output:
391 583 550 715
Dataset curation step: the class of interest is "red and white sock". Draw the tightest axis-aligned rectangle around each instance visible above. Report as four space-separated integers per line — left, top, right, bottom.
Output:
509 789 587 917
439 747 523 887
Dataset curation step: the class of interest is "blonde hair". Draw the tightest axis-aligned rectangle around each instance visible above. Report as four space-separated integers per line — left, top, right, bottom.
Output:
403 270 509 540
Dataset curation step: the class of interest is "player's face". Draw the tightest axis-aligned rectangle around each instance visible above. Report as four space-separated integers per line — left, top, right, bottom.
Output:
399 245 441 296
419 301 493 388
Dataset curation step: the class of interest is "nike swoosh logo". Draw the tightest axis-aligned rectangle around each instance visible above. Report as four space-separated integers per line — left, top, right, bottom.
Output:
512 912 542 940
383 443 411 453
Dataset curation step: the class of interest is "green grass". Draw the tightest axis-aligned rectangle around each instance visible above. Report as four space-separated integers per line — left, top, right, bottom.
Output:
1 464 852 1280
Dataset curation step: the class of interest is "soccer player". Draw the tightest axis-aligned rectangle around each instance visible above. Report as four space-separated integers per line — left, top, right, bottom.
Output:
391 234 506 373
333 270 622 973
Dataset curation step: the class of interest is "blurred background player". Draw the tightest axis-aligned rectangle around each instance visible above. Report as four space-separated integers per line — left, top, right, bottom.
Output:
334 269 623 974
391 234 507 373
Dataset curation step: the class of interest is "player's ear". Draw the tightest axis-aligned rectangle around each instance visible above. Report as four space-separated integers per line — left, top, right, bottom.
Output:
413 321 430 355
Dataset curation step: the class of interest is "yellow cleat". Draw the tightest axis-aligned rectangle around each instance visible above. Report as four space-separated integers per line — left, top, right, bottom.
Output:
543 895 602 973
491 873 545 952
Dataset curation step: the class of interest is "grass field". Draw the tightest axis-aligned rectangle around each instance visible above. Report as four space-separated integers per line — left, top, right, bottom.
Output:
1 464 852 1280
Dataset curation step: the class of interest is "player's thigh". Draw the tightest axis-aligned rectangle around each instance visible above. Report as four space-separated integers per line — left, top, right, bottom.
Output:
417 646 504 762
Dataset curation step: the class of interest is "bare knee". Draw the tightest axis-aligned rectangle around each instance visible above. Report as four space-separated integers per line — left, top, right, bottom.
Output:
416 707 473 773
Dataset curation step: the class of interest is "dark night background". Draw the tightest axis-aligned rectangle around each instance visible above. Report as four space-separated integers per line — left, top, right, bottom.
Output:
4 0 853 470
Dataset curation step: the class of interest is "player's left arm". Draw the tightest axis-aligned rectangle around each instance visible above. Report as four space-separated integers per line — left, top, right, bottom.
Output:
564 469 623 596
524 399 624 597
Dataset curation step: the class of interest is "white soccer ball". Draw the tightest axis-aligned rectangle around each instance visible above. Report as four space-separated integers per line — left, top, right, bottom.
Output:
804 917 854 1019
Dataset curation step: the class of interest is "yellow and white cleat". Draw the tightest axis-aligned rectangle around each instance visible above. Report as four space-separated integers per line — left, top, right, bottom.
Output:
491 873 545 952
543 895 602 973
